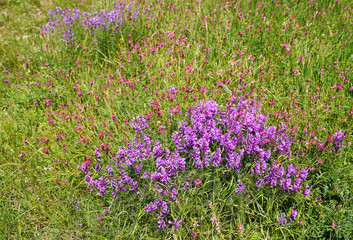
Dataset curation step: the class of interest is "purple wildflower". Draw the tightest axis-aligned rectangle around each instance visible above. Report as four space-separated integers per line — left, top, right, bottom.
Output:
235 180 245 194
168 218 183 230
303 184 310 198
278 216 287 225
290 207 297 222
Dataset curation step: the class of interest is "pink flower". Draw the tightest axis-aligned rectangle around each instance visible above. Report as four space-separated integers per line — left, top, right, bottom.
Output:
330 222 336 229
238 224 244 232
193 220 199 227
194 178 202 187
200 86 206 94
145 112 152 120
210 213 217 223
216 221 221 233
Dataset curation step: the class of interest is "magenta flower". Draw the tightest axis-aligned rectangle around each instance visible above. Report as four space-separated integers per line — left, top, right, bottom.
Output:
330 222 337 229
102 209 109 215
194 178 202 187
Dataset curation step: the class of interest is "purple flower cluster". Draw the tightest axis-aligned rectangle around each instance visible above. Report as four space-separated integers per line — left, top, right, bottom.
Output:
81 97 310 231
305 129 346 152
332 130 345 151
258 163 309 196
42 2 154 41
172 97 294 173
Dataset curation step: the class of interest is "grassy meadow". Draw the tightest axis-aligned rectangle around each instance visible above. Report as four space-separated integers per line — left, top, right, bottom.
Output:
0 0 352 239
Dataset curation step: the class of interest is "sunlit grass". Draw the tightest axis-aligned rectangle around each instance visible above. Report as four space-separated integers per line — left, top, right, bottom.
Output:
0 0 352 239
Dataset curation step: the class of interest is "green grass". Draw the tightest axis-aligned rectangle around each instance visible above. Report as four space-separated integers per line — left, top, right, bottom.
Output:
0 0 352 239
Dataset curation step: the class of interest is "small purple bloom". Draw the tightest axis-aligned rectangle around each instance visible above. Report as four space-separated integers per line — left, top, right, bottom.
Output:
303 184 310 198
298 168 308 180
290 207 297 222
168 86 176 94
85 175 91 184
95 163 101 172
106 164 113 175
278 216 287 225
95 149 101 160
102 209 109 215
144 202 157 212
168 218 183 230
236 180 245 194
141 171 150 179
157 219 166 231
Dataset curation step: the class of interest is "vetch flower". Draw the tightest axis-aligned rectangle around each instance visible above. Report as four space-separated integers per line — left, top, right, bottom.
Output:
168 218 183 230
194 178 202 187
82 97 311 232
278 216 287 225
289 207 297 222
210 213 217 223
193 220 199 227
235 180 245 194
303 184 310 198
102 209 109 215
